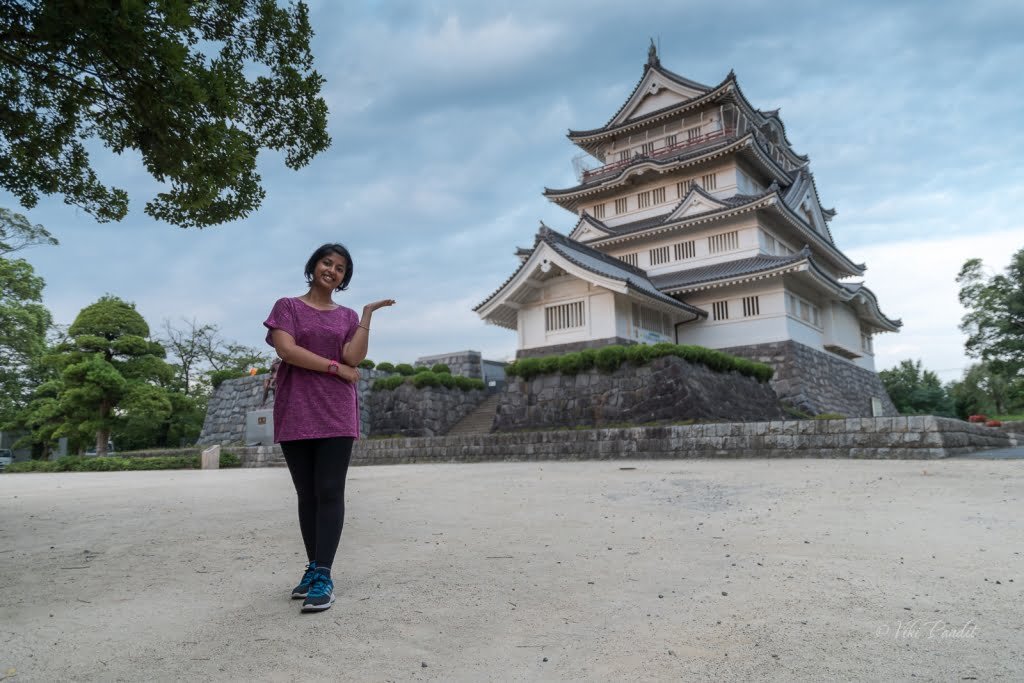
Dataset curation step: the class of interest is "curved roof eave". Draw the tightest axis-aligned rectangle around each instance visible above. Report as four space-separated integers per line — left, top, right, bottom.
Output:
567 71 732 142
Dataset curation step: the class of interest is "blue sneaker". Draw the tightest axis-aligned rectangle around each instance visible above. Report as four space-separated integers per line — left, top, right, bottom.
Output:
291 561 316 599
301 567 335 612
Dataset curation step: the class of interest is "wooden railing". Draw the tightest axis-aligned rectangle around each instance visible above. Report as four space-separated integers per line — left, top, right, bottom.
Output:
581 127 737 182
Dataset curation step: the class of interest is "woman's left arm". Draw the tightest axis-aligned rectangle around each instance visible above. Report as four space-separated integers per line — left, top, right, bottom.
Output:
341 299 396 366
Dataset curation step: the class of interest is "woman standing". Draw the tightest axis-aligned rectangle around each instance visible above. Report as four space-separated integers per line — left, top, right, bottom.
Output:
263 243 394 612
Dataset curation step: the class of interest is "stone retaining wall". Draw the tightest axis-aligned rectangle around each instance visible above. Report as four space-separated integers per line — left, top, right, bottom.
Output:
413 350 482 378
238 416 1010 466
367 384 487 437
722 340 898 417
494 355 785 432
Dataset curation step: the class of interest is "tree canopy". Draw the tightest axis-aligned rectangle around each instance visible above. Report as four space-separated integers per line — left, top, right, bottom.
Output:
0 0 330 227
50 296 171 455
957 248 1024 378
878 359 955 417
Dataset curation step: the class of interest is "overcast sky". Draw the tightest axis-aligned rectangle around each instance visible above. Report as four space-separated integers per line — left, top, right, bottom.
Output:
4 0 1023 381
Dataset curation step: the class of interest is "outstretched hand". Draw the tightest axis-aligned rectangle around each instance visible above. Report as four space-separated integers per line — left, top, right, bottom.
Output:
363 299 396 313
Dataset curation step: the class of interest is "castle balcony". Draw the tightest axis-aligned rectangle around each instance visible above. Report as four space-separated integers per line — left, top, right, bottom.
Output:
580 127 737 183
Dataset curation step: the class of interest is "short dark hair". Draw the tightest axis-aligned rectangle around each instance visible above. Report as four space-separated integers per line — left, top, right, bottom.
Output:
304 243 353 292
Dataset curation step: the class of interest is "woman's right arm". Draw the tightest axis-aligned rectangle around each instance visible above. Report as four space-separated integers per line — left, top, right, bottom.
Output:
271 329 359 383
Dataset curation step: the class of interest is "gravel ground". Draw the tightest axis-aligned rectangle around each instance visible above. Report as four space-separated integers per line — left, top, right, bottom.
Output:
1 459 1021 682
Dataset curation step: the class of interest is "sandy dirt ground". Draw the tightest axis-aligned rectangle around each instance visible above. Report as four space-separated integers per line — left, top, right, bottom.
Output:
1 459 1021 682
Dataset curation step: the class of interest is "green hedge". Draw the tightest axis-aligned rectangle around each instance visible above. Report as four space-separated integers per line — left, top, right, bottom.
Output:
430 363 451 374
376 362 395 373
394 363 416 376
505 343 773 383
358 359 375 369
372 371 485 392
4 451 241 473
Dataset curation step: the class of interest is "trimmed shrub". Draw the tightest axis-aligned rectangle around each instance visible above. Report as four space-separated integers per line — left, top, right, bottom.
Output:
372 375 406 391
376 362 396 373
539 356 560 375
395 363 415 376
210 369 248 388
358 359 375 369
430 363 451 374
595 345 627 372
557 352 584 375
625 344 654 365
411 372 440 388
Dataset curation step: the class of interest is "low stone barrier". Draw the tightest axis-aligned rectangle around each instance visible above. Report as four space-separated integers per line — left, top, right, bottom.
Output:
237 416 1010 466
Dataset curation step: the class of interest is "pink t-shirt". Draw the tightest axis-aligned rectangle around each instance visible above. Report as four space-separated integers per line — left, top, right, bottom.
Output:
263 297 360 441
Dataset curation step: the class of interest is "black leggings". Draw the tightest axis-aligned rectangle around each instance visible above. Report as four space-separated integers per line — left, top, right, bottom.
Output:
280 437 354 569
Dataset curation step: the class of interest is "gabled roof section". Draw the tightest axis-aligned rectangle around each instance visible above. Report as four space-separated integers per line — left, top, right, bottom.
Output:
568 71 728 143
666 184 729 220
604 61 712 129
783 169 837 243
474 225 706 327
568 213 616 243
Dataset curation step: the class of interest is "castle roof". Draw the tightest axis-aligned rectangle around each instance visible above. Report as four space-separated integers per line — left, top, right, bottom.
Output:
474 225 705 329
649 251 808 290
544 133 794 209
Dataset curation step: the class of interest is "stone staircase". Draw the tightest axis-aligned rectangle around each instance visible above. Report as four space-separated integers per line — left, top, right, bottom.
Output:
445 393 501 435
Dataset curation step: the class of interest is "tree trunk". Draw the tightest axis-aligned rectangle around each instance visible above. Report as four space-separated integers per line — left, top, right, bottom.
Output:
96 428 110 456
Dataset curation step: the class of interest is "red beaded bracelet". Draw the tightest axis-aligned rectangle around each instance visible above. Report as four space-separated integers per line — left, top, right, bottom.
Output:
327 360 339 374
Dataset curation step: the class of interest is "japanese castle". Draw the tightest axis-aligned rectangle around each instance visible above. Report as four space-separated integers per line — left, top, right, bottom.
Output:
475 46 900 383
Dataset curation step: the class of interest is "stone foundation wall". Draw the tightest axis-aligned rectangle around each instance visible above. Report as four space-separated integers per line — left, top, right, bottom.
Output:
494 355 785 432
367 383 487 437
516 337 635 359
237 416 1011 466
414 350 482 378
721 340 898 417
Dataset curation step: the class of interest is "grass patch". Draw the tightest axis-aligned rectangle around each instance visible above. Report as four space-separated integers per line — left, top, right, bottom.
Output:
4 452 241 473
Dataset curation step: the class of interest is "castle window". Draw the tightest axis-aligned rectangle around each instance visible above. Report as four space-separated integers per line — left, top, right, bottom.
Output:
708 230 739 254
641 142 655 155
632 303 671 336
786 293 821 327
637 191 652 209
675 180 692 198
687 127 701 142
619 150 630 162
701 173 717 190
861 332 873 354
592 203 605 219
652 187 666 204
545 300 586 332
674 240 695 260
615 197 628 214
742 296 760 317
712 300 729 321
649 245 671 266
665 134 677 147
620 252 638 267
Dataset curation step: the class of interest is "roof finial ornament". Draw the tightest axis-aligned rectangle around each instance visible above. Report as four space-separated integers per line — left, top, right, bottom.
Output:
647 38 660 68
